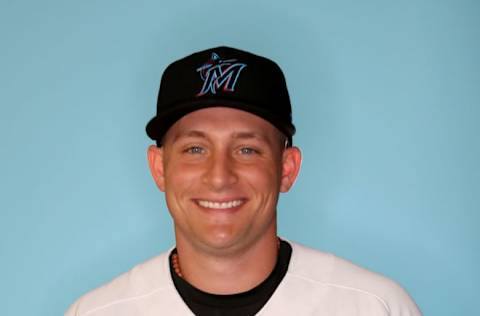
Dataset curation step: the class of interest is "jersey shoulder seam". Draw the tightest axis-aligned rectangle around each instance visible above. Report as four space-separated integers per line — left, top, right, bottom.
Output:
286 272 391 314
78 285 170 316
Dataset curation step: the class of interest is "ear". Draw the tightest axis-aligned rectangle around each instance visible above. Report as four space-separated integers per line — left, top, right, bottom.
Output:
147 145 166 192
280 146 302 193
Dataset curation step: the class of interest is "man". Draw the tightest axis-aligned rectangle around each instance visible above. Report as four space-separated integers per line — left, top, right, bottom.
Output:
66 46 422 315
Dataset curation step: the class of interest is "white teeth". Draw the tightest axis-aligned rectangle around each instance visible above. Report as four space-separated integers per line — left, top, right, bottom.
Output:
198 200 243 209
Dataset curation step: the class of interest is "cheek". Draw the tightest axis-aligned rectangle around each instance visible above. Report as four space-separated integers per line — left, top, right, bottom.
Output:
164 162 202 193
240 164 282 189
163 164 199 219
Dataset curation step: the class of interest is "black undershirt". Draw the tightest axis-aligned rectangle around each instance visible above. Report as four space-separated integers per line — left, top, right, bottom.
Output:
169 240 292 316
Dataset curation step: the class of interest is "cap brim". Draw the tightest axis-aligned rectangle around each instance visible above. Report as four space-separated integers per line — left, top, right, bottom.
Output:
146 98 295 145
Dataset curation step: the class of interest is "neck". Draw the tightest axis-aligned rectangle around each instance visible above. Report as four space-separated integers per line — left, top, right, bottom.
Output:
173 227 279 295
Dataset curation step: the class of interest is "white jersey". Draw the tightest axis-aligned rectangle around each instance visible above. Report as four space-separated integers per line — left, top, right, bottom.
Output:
65 241 422 316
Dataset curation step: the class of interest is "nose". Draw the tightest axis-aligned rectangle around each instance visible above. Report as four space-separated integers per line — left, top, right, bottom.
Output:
202 150 238 191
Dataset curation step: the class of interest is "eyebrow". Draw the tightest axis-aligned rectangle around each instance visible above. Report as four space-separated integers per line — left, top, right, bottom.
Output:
173 130 268 143
231 131 267 142
172 130 207 142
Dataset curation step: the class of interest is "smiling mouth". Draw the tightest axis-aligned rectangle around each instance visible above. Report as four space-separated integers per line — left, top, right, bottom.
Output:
196 199 244 210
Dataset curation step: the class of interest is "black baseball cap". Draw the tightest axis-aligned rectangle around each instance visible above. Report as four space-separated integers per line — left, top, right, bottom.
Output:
146 46 296 146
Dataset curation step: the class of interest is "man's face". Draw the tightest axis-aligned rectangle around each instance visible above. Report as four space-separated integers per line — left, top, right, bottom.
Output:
148 107 301 254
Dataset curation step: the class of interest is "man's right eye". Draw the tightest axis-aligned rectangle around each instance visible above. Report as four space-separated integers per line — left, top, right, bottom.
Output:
185 146 204 154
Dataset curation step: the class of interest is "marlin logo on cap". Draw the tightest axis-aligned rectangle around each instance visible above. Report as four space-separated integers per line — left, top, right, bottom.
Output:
196 52 247 96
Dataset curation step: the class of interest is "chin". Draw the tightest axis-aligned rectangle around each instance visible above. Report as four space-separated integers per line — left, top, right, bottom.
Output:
198 230 244 251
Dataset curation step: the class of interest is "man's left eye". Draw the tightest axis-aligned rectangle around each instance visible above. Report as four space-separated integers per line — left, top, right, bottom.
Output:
239 147 257 155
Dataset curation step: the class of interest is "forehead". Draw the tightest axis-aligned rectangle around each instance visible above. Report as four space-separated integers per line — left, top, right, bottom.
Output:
163 107 281 143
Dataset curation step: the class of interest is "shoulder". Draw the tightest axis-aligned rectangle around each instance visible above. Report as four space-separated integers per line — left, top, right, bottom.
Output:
284 241 422 315
65 250 174 316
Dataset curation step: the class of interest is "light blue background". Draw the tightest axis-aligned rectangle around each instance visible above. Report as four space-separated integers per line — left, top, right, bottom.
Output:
1 1 479 315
